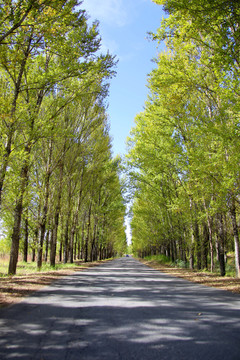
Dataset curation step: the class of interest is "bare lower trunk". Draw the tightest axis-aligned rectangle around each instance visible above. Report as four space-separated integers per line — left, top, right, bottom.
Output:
8 157 29 275
37 222 46 269
84 203 92 263
23 217 29 262
189 235 194 270
204 199 214 272
229 198 240 278
216 213 225 277
63 218 69 264
8 200 23 274
50 211 60 267
50 161 64 267
189 198 195 270
37 141 52 269
44 229 50 262
90 220 97 262
70 230 75 264
202 223 209 270
194 220 201 270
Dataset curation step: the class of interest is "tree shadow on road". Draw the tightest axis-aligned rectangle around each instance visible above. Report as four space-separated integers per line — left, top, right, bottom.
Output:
0 258 240 360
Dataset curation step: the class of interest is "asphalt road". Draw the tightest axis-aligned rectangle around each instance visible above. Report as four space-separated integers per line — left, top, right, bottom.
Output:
0 257 240 360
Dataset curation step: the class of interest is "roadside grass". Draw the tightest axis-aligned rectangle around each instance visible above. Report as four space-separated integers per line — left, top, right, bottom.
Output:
0 258 94 278
144 254 172 266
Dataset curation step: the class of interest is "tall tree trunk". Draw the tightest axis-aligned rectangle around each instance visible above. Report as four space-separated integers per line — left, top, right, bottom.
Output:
44 229 50 262
63 217 69 264
49 228 54 263
229 198 240 278
99 244 103 261
77 233 81 260
37 140 52 269
74 234 77 261
202 222 209 270
64 179 73 263
80 214 86 260
189 229 195 270
8 150 29 275
69 229 75 264
50 159 64 267
216 213 226 276
84 203 92 262
8 45 47 274
23 216 29 262
31 226 38 262
90 219 97 262
189 198 195 270
203 199 214 272
37 220 46 269
70 169 84 263
58 214 64 262
194 219 201 270
166 211 175 262
50 210 60 267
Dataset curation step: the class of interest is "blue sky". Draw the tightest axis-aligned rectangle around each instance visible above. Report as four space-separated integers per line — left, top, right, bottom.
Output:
82 0 166 157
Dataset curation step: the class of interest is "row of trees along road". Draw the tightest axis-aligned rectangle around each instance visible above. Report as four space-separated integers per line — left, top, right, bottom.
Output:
0 0 127 275
127 0 240 277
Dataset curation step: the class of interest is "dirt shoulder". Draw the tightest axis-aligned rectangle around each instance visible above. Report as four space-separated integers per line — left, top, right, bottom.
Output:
0 261 107 308
140 259 240 295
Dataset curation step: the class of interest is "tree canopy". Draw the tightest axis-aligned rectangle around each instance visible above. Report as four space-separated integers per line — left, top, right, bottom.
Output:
127 0 240 277
0 0 127 275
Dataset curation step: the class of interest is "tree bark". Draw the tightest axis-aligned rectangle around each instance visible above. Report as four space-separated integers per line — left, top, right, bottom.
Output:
69 229 75 264
203 199 214 272
202 222 209 270
189 198 195 270
44 229 50 262
84 203 92 262
194 220 201 270
50 159 64 267
63 217 69 264
90 219 98 262
37 140 52 268
8 153 29 275
23 217 29 262
229 198 240 278
216 213 226 276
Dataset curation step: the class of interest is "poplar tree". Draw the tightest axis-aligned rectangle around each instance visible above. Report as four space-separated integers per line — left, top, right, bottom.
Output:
128 0 240 276
0 1 124 274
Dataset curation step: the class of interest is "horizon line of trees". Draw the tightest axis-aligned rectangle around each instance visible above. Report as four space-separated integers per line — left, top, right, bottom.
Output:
0 0 127 275
127 0 240 277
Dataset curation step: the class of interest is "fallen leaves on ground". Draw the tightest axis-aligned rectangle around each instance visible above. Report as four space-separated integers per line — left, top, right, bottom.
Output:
0 261 105 308
140 259 240 294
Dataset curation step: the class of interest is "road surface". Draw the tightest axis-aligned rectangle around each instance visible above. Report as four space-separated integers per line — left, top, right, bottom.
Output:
0 257 240 359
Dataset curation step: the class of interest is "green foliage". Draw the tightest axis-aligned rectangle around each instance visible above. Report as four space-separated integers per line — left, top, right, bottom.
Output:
127 0 240 277
0 0 126 274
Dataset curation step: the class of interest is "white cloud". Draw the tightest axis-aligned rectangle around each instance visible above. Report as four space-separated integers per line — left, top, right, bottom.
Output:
82 0 128 27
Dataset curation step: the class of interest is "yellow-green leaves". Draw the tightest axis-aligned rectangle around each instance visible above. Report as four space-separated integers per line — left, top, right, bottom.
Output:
128 0 240 276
